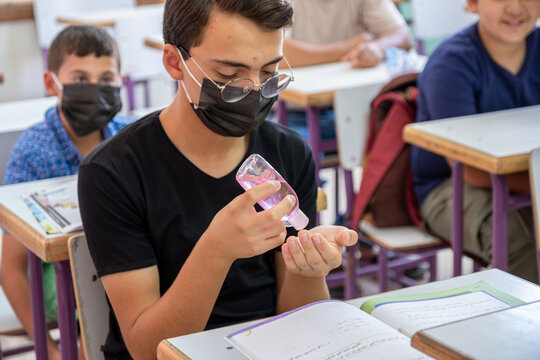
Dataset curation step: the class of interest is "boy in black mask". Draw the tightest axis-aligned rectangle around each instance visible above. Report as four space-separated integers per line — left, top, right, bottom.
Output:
78 1 358 359
1 25 132 360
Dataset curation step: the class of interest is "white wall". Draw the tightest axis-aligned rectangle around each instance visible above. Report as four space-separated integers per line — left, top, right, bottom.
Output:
0 20 46 101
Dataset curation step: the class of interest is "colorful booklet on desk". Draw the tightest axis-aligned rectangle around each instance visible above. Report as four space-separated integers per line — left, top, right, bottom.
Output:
226 281 525 360
22 180 82 235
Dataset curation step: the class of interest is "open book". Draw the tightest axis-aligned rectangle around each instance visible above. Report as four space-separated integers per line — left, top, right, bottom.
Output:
226 281 524 360
22 178 82 234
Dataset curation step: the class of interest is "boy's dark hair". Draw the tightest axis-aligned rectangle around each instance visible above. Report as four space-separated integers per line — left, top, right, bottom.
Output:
163 0 293 58
47 25 121 73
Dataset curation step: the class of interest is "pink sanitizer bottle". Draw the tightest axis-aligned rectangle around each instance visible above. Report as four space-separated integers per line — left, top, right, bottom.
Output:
236 154 309 230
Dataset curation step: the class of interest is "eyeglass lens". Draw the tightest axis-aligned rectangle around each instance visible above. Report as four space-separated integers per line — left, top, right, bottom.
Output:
221 74 292 103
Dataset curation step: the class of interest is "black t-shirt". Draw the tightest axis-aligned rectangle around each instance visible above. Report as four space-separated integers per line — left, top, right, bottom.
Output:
78 112 317 359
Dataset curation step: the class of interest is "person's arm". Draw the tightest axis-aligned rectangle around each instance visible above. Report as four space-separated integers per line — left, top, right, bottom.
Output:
275 226 358 313
283 32 374 68
0 233 61 360
89 181 296 359
342 25 412 68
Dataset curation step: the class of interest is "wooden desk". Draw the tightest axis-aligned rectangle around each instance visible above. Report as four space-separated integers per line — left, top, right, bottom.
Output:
157 269 540 359
279 62 392 107
0 1 162 22
0 0 33 22
404 105 540 274
0 176 81 360
56 3 163 27
411 300 540 360
144 33 163 51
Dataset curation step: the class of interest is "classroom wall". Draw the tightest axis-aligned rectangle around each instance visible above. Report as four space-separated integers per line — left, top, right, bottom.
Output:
0 19 46 101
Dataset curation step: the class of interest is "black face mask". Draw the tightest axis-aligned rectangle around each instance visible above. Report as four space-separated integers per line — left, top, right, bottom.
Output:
60 84 122 136
189 78 277 137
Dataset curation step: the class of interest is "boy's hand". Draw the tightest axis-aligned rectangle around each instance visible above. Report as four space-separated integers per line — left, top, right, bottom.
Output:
342 41 384 68
202 181 295 264
281 226 358 277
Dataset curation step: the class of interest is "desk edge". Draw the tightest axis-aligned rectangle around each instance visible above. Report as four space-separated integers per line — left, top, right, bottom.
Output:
56 17 115 27
411 331 473 360
144 38 164 51
279 89 335 107
0 1 34 22
403 125 529 174
0 202 76 262
157 339 192 360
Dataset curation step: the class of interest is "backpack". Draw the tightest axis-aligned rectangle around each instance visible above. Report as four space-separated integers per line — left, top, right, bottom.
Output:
351 72 422 229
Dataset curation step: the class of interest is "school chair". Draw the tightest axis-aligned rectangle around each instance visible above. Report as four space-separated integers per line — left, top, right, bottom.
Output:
68 234 108 360
333 73 445 293
410 0 476 55
33 0 136 66
112 6 169 112
529 148 540 282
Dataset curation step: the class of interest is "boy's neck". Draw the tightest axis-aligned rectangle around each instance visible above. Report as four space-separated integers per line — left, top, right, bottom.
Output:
478 26 528 75
160 93 249 178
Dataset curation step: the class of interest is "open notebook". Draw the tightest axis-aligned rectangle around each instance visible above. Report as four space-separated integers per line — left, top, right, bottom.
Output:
226 281 524 360
22 178 82 234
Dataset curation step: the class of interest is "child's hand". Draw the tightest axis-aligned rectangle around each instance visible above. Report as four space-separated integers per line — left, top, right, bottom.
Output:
342 41 384 68
281 226 358 277
201 181 294 264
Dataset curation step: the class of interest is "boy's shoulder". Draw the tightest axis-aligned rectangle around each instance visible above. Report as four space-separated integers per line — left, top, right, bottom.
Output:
109 114 136 130
13 110 64 155
428 24 482 64
83 111 160 166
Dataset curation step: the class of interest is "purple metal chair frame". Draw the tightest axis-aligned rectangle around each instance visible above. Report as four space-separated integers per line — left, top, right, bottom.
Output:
124 75 151 112
451 161 532 276
275 101 337 185
368 240 442 292
28 251 78 360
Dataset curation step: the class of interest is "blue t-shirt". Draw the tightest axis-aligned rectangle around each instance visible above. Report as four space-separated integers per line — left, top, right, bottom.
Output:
411 23 540 205
2 104 133 321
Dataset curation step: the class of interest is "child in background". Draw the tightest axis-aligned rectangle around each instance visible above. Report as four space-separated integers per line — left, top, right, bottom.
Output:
0 25 133 360
412 0 540 282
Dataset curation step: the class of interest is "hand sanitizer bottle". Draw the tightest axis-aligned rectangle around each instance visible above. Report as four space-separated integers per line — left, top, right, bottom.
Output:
236 154 309 230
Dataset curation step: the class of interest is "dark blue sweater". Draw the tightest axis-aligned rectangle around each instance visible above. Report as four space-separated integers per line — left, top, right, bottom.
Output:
411 23 540 205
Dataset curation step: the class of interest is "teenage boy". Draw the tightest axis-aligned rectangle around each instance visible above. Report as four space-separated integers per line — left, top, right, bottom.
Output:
77 1 358 359
0 25 133 360
412 0 540 283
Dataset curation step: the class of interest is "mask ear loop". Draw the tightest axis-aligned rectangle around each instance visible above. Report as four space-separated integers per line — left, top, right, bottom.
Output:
50 72 63 91
176 47 202 109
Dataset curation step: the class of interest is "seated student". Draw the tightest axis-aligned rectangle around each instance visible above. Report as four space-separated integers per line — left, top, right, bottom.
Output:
0 25 133 360
412 0 540 283
284 0 412 68
281 0 412 144
77 0 358 358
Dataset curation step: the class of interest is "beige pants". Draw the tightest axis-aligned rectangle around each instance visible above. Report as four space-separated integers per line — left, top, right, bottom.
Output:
421 179 538 283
